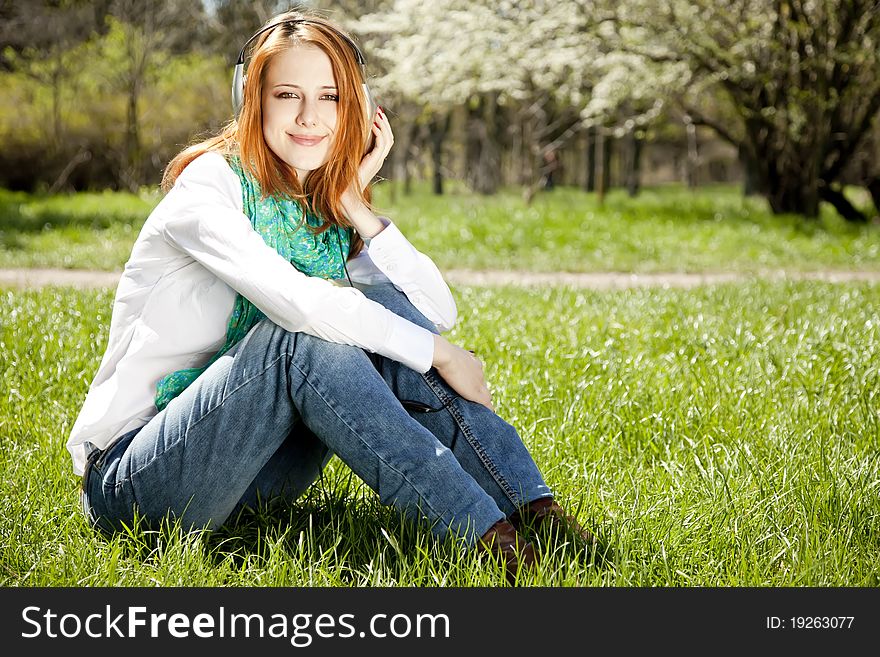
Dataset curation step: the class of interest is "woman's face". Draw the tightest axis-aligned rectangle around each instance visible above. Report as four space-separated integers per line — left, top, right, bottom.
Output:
262 44 339 183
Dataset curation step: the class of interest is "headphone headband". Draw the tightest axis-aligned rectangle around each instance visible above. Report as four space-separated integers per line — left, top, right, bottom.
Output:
231 18 373 119
234 19 367 68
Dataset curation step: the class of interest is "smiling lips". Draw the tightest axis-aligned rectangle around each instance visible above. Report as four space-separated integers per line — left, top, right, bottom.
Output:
290 134 325 146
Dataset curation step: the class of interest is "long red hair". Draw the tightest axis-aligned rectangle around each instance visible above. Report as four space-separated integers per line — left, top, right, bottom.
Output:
162 10 373 259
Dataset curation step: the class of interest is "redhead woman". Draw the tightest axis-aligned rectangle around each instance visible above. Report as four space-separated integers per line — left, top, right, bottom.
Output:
69 10 592 583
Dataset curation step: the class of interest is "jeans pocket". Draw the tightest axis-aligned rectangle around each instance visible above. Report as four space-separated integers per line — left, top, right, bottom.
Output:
400 371 458 414
80 434 132 535
399 399 443 413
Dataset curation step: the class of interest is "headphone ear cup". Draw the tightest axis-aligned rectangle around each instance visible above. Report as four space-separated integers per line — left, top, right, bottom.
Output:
363 82 377 119
232 63 246 117
362 82 377 154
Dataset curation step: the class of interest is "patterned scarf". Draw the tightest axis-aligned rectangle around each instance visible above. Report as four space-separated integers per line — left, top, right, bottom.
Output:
154 155 351 411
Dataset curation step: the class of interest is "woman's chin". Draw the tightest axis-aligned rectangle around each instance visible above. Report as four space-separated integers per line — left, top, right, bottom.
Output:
285 156 327 178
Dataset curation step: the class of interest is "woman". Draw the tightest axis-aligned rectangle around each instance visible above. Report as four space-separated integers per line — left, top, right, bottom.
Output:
70 10 591 583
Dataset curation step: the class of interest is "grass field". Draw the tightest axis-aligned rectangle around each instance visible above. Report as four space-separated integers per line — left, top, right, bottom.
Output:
2 280 878 586
1 182 878 273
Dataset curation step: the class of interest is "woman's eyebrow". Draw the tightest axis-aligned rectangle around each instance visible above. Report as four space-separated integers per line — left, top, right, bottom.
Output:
273 83 338 90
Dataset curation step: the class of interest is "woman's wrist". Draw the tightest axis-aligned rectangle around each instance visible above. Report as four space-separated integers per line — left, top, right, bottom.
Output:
432 334 453 369
341 200 384 238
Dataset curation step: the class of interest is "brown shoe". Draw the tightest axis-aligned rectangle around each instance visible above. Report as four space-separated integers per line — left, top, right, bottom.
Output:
476 519 536 584
509 497 597 549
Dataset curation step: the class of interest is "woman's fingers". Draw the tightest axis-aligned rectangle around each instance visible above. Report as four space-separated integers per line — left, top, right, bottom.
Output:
368 111 391 156
359 109 394 189
380 110 394 147
374 107 394 155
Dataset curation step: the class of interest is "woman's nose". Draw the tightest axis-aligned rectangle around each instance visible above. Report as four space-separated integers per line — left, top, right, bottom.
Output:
297 99 318 127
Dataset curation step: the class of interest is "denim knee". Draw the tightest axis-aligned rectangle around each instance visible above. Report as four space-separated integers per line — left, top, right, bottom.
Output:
356 282 440 335
252 284 438 369
252 318 369 381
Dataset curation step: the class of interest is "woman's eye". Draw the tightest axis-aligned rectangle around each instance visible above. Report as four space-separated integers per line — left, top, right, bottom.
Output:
277 92 298 99
322 95 339 101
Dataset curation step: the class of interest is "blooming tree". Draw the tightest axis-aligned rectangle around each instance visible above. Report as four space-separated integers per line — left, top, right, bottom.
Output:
618 0 880 220
351 0 672 198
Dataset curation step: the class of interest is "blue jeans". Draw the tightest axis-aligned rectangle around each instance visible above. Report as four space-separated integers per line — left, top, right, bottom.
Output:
81 282 551 547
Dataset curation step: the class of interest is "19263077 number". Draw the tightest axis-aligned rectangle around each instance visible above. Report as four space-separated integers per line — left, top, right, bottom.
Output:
766 616 855 629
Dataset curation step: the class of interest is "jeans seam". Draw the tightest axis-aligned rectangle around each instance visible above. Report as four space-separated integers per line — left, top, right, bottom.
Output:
421 369 523 509
288 357 449 528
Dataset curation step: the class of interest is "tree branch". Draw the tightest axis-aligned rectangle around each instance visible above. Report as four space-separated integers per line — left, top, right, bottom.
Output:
824 86 880 182
819 184 868 223
681 105 741 147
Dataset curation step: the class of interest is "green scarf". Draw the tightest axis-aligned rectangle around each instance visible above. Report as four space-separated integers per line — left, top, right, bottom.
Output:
154 155 352 411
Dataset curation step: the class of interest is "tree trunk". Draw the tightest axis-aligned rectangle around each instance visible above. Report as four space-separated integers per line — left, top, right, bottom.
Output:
521 117 545 205
624 128 642 197
51 64 62 150
48 148 91 194
584 126 596 192
390 113 418 202
465 94 501 194
595 130 606 205
123 76 142 192
601 133 613 195
478 91 501 194
765 173 821 217
406 123 425 196
738 143 760 196
685 118 698 188
429 112 450 195
509 120 521 188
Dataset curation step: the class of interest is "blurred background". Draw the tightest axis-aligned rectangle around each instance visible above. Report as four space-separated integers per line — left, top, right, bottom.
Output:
0 0 877 222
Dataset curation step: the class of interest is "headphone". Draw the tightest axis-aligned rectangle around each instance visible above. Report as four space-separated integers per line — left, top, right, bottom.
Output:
231 18 377 136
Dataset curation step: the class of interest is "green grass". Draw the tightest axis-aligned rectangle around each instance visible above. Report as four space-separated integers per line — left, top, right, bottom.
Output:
2 280 878 586
1 183 878 272
0 188 155 270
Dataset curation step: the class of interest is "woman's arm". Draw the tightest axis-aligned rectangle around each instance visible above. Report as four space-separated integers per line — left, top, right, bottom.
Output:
158 152 436 374
340 106 458 333
343 211 458 333
337 110 492 409
161 154 492 410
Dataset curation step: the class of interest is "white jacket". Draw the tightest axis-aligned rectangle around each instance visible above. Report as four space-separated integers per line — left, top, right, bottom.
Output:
66 151 457 475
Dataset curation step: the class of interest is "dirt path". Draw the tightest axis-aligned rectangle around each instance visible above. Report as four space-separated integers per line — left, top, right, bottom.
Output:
2 267 880 290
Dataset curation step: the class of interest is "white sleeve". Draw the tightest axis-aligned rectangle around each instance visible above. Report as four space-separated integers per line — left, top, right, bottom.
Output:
158 152 435 373
346 217 458 332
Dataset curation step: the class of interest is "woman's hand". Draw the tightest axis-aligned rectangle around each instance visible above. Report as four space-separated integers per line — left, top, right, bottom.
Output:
432 334 496 412
340 106 393 218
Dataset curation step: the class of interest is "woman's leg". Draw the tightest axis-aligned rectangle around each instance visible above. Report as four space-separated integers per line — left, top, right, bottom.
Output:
83 314 506 545
354 282 553 517
353 284 593 552
228 417 333 515
225 281 553 519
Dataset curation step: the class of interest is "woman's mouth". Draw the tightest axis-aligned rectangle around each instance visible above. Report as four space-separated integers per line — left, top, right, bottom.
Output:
290 135 325 147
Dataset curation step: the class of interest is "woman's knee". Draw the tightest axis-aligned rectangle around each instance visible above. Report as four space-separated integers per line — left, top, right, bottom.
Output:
255 319 367 373
357 283 439 335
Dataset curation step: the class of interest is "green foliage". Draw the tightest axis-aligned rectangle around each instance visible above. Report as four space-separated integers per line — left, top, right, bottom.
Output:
1 281 878 585
0 18 229 190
